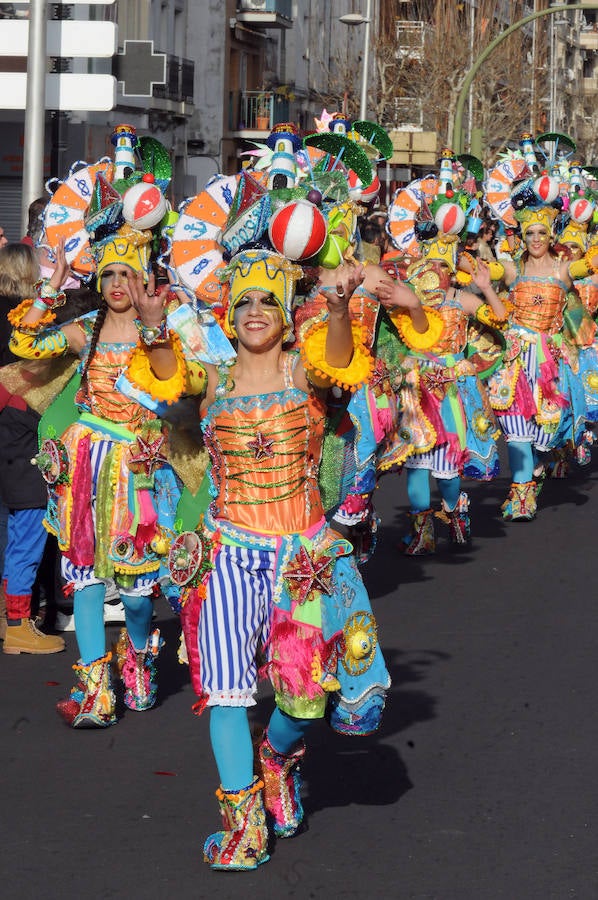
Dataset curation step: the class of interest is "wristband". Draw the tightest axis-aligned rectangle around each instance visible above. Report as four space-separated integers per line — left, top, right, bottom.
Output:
136 318 170 347
33 279 66 309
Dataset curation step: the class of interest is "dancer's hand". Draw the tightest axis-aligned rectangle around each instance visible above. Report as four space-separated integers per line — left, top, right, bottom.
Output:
48 239 70 291
128 271 166 326
325 264 365 316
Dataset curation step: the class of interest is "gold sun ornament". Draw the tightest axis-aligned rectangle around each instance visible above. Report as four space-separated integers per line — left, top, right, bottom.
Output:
341 611 378 676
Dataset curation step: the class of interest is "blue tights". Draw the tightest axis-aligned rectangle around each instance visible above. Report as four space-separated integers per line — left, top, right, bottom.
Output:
74 583 154 664
406 468 461 513
209 705 312 792
507 441 536 484
74 583 105 664
121 592 153 650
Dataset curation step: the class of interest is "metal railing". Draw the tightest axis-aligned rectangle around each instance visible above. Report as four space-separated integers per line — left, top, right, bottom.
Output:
229 90 289 131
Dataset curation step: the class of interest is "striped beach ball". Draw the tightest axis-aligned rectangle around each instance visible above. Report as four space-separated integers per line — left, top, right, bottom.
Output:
433 202 466 235
268 199 327 260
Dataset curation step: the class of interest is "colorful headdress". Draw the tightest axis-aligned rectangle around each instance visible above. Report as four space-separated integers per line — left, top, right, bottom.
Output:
421 234 460 273
388 147 483 266
514 205 557 237
41 124 171 285
95 225 152 291
222 249 302 338
559 219 588 251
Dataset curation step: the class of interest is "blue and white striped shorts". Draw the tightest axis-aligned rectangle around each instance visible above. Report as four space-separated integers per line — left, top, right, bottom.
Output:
199 543 274 707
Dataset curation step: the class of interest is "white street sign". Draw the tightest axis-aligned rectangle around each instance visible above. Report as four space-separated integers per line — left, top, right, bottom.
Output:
0 73 116 111
0 21 118 57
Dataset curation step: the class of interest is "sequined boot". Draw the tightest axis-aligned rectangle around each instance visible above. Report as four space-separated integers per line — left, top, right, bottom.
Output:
441 491 471 545
203 777 270 871
258 731 305 837
56 652 116 728
401 508 435 555
501 481 537 521
116 627 163 711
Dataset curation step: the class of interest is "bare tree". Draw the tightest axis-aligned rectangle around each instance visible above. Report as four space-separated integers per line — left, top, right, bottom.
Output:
373 0 544 165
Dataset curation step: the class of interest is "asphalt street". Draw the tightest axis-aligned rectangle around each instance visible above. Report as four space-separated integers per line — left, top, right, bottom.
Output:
1 454 597 900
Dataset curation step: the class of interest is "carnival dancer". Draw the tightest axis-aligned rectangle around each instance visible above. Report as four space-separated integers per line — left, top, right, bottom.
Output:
485 206 597 520
559 219 598 463
7 233 182 726
127 248 390 871
294 203 429 561
380 247 505 554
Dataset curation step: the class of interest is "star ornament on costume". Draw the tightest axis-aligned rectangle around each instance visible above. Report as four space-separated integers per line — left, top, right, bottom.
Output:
422 369 451 395
284 545 335 605
128 432 168 476
246 431 275 460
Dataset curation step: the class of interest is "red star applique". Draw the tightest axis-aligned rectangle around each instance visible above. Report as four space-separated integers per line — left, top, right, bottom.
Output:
531 293 544 306
129 433 168 477
422 369 451 396
284 545 335 605
246 431 275 460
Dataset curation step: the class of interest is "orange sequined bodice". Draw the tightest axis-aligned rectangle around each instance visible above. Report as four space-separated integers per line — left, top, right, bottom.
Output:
75 343 157 431
576 278 598 317
295 288 380 349
428 302 469 355
509 275 567 334
202 386 326 535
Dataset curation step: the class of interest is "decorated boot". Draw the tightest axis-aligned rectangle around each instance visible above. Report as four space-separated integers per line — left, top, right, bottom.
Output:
115 627 163 711
203 776 270 871
401 508 435 555
258 731 305 837
56 652 116 728
441 491 471 545
501 481 537 521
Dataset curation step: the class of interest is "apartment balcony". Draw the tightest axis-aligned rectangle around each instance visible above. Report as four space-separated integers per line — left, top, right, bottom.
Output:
228 90 290 138
395 20 433 60
235 0 293 29
579 27 598 50
582 73 598 93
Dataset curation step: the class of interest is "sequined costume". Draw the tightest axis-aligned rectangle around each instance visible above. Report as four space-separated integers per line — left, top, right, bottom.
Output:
572 275 598 423
9 312 181 591
294 285 402 560
179 355 390 734
486 263 586 450
389 288 500 481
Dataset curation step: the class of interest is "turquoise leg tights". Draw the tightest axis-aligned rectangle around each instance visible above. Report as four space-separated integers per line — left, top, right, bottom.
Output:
121 592 153 651
74 583 105 665
406 468 431 512
267 707 312 755
437 476 461 511
507 441 534 484
407 469 461 512
209 706 313 791
210 706 254 792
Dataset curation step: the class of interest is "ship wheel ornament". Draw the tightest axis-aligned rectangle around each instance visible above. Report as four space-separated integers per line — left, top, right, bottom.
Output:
168 531 205 587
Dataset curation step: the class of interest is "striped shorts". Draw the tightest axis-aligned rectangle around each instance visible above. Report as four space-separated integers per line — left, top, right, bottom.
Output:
497 341 554 449
198 543 274 707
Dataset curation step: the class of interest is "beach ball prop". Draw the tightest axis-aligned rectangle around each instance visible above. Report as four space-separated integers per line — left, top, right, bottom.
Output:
348 169 381 203
122 176 167 230
533 174 560 205
570 196 595 224
268 199 327 260
433 202 465 235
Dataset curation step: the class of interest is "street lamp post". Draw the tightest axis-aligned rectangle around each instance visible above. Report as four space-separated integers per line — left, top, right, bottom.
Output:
339 0 372 121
